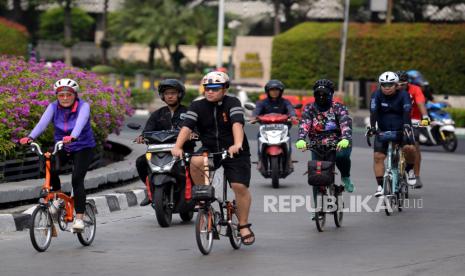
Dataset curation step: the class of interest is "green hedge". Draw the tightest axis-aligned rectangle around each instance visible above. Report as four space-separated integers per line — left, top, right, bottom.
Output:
0 18 29 56
272 22 465 95
91 65 117 74
446 108 465 128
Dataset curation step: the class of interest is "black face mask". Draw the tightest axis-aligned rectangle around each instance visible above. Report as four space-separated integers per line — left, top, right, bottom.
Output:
315 91 331 110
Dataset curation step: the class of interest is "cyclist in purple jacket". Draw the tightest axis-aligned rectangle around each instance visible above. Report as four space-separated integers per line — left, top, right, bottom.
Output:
20 78 96 231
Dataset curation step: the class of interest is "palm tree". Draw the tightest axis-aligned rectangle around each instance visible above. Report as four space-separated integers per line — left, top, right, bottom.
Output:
186 7 217 72
60 0 73 65
110 0 163 70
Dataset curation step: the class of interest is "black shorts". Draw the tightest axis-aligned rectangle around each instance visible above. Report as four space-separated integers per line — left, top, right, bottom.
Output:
213 153 251 187
373 135 409 154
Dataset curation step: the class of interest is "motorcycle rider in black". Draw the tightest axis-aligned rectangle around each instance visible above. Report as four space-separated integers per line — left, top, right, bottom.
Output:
135 79 195 206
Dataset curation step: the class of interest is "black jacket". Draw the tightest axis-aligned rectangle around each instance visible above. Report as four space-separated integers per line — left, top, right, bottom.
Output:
143 105 195 151
143 105 187 132
252 97 296 117
182 95 250 154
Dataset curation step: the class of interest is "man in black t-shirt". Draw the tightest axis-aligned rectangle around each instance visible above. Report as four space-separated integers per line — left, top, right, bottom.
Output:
171 71 255 246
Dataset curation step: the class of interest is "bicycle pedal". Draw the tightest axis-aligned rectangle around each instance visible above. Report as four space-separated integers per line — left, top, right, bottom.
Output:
213 231 220 240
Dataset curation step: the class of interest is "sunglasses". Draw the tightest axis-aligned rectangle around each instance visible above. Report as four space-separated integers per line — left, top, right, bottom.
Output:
380 83 396 88
398 82 408 86
204 86 223 92
57 92 75 99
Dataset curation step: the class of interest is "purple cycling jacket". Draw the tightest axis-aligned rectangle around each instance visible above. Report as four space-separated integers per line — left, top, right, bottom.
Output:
29 99 96 152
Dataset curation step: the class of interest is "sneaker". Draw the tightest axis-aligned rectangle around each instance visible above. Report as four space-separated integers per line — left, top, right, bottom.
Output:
406 169 417 186
414 176 423 189
311 213 315 221
342 177 354 193
139 196 151 206
374 185 384 197
49 198 64 215
72 218 85 231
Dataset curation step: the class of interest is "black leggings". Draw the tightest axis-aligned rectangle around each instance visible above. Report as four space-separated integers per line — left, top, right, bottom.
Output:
50 147 94 214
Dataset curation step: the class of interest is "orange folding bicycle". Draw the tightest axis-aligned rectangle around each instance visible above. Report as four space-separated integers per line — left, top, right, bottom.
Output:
27 141 96 252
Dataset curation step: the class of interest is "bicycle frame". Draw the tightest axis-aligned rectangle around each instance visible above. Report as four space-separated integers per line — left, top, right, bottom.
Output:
384 142 399 197
185 151 235 224
185 150 240 250
31 142 75 224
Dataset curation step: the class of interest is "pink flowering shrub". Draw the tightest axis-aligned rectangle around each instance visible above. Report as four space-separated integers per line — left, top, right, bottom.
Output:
0 56 133 157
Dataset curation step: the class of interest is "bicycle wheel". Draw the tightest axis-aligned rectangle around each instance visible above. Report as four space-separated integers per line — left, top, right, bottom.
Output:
77 202 97 246
228 202 242 249
30 205 53 252
383 177 393 216
397 179 407 212
315 190 326 232
195 208 214 255
334 194 344 227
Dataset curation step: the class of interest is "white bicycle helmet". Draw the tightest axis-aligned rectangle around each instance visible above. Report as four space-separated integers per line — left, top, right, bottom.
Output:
378 71 399 84
201 71 230 88
53 78 80 94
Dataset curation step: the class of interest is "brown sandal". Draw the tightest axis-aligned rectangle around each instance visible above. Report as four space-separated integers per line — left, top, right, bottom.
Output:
238 223 255 245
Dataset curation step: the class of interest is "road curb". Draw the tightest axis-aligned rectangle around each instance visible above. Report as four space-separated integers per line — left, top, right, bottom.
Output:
0 189 147 233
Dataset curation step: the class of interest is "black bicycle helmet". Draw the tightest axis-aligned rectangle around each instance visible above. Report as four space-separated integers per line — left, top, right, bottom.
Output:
264 79 285 98
158 79 185 101
396 70 409 82
313 79 335 94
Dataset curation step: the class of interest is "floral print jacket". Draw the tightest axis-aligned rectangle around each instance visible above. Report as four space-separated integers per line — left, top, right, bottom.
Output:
298 102 352 145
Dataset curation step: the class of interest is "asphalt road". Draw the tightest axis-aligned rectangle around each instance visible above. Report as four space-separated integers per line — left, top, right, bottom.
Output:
1 116 465 275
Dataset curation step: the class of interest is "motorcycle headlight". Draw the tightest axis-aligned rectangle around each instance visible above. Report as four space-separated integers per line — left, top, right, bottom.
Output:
162 160 176 171
444 119 455 125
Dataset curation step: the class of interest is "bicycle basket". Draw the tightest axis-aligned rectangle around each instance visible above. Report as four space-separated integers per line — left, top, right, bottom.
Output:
307 160 335 186
377 131 402 143
192 185 215 201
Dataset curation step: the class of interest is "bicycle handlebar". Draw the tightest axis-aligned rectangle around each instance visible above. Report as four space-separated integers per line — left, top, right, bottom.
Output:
183 150 229 160
303 141 338 151
30 141 64 156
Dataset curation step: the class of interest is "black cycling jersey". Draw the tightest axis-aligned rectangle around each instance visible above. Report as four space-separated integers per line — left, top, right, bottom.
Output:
182 95 250 154
370 89 412 131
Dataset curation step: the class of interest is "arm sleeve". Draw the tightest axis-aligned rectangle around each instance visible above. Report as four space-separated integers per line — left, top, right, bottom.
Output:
337 104 353 142
182 102 200 131
70 102 91 138
229 97 245 125
29 104 54 139
412 85 425 104
298 105 313 140
252 100 264 117
369 92 378 128
284 99 297 117
402 91 412 125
